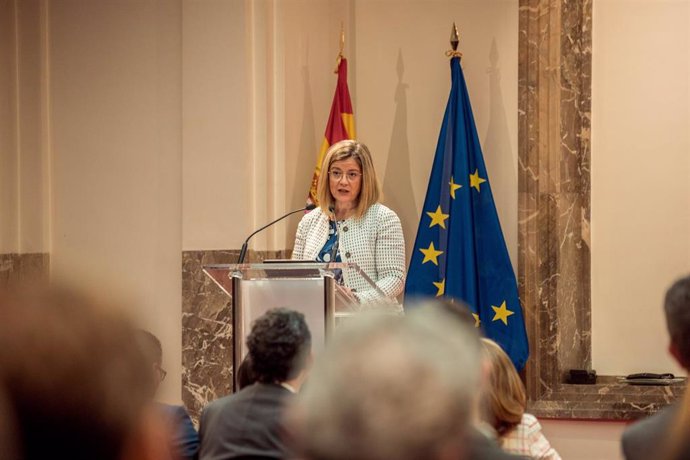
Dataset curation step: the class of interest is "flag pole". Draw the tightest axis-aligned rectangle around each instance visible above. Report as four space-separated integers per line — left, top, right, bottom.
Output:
334 22 345 73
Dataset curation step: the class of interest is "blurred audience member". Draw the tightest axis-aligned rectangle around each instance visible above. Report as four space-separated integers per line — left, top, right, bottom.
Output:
661 389 690 460
623 275 690 460
0 383 17 460
436 297 478 329
198 308 312 460
137 330 200 460
481 338 560 460
288 307 481 460
236 355 257 390
433 300 523 460
0 286 169 460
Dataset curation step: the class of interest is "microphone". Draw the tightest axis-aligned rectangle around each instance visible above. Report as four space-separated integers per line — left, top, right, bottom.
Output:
328 205 340 262
238 204 317 264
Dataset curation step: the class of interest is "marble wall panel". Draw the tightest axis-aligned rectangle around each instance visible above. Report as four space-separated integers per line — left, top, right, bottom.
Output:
181 249 290 421
519 0 593 396
518 0 682 419
0 253 49 288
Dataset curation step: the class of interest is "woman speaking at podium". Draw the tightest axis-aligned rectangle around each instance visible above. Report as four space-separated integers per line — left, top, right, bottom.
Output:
292 140 406 303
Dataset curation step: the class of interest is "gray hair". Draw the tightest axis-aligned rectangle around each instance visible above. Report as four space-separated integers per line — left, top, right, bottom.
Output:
289 307 481 460
665 274 690 367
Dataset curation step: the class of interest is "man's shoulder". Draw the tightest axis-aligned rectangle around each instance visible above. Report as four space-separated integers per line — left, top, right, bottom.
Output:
207 385 289 411
203 392 242 416
159 403 191 420
250 383 294 400
624 405 677 439
622 405 677 458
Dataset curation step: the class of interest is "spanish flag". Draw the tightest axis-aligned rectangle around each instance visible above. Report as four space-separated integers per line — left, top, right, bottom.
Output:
307 58 355 206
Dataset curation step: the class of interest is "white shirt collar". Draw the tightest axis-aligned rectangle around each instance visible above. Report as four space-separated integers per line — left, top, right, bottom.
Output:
280 382 297 394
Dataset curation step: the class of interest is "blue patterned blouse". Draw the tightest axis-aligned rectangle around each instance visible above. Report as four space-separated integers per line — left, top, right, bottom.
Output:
316 220 343 284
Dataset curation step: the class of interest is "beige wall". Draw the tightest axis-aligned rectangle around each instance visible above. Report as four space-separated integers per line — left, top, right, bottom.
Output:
16 0 49 253
282 0 355 248
0 0 19 254
181 0 355 251
1 0 520 404
181 0 519 263
0 0 49 254
353 0 518 266
591 0 690 376
48 0 183 402
541 419 627 460
182 0 251 250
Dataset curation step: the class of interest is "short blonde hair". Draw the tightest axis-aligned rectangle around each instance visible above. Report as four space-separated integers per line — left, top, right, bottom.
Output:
481 338 526 436
316 140 380 219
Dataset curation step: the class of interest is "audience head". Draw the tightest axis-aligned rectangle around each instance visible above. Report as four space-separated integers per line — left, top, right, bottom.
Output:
246 308 312 385
0 383 17 460
0 286 161 460
135 330 167 397
664 274 690 370
434 297 480 331
289 307 482 460
480 338 526 436
237 355 257 390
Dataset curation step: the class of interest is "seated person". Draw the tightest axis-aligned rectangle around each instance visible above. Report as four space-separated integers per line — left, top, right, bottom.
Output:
481 338 560 460
622 274 690 460
237 355 257 390
137 330 200 460
287 307 482 460
0 286 168 460
429 299 524 460
0 382 16 460
199 308 312 460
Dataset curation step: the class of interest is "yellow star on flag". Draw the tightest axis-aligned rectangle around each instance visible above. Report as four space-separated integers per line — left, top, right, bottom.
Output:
472 313 481 328
432 278 445 297
491 301 514 326
426 205 450 229
449 176 463 199
419 242 443 266
469 169 487 192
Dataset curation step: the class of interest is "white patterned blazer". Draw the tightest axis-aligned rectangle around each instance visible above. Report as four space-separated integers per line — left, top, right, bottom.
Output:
292 203 406 303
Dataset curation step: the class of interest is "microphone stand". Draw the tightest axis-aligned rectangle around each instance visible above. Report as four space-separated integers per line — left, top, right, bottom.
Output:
237 204 316 264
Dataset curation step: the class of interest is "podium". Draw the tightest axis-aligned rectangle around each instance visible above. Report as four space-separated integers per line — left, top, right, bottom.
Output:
203 261 381 390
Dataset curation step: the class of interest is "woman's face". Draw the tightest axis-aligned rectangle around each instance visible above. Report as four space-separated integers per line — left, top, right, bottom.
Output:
329 157 362 208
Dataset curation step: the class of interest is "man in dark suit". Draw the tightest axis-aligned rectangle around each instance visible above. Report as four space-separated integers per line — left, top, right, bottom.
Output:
622 275 690 460
137 330 200 460
199 308 312 460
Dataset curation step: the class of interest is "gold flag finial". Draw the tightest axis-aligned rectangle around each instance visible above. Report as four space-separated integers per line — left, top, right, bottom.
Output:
446 22 462 58
450 22 459 51
334 22 345 73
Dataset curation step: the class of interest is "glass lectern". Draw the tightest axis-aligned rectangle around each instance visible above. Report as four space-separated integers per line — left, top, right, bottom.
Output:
203 261 380 390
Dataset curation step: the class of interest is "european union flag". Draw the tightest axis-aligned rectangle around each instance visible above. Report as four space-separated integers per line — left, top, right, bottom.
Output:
405 56 529 370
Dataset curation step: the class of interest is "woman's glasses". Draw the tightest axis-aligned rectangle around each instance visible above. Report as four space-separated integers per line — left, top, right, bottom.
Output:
329 170 362 182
